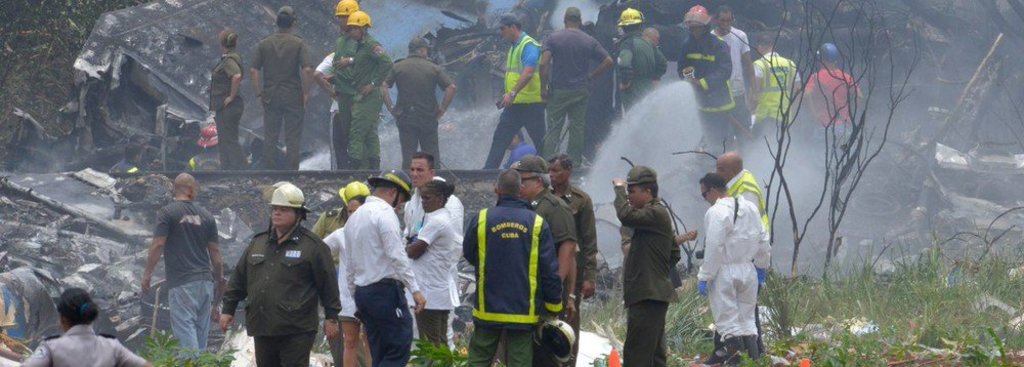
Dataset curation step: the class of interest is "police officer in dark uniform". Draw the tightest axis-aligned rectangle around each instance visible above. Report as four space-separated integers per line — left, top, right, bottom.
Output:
613 166 677 367
221 183 342 366
209 30 245 170
24 288 151 367
511 155 578 367
250 6 314 170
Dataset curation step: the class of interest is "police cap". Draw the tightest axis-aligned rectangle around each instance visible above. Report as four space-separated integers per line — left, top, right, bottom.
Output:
511 155 548 176
626 166 658 185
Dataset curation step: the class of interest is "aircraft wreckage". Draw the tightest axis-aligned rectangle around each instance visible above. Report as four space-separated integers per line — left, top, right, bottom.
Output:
4 0 1024 364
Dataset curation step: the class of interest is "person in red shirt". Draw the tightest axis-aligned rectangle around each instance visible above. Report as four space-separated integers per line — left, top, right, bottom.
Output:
803 43 861 135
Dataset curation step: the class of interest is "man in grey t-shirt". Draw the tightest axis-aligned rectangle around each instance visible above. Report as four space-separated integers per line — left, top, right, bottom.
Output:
540 7 613 164
142 173 223 354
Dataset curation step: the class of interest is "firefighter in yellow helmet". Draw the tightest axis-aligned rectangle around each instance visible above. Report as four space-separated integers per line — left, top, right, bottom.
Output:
345 11 392 169
221 183 342 366
312 181 370 239
616 8 666 110
325 0 360 169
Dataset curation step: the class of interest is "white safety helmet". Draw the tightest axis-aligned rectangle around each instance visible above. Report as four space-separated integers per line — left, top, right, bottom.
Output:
270 183 305 209
537 319 576 363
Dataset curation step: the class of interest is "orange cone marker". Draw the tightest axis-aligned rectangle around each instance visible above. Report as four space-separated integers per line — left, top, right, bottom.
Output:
609 348 622 367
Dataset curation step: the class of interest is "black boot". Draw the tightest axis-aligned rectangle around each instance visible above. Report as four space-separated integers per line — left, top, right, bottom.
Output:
722 337 744 366
702 331 727 365
744 335 762 361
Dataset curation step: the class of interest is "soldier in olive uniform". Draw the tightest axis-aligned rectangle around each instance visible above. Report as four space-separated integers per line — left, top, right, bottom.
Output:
548 154 598 365
210 30 245 170
327 0 360 169
615 8 667 111
345 11 392 170
221 183 342 366
311 180 370 240
613 166 678 367
250 6 314 170
511 155 579 367
383 37 457 169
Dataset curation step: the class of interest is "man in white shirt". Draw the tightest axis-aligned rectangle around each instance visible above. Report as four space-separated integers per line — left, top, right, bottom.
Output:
314 53 348 169
343 169 425 366
711 6 755 125
404 152 465 239
405 179 463 347
403 152 464 347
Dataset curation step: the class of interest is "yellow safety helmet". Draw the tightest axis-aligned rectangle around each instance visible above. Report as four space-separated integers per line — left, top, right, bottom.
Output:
347 10 372 27
270 183 305 209
335 0 359 16
368 169 413 199
618 8 643 26
339 181 370 203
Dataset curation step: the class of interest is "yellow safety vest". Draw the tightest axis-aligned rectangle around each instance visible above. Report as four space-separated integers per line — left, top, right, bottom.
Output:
505 34 543 104
473 209 560 324
753 53 797 123
727 171 770 231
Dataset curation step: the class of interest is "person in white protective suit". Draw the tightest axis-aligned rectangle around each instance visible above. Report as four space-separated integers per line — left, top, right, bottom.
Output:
693 172 770 365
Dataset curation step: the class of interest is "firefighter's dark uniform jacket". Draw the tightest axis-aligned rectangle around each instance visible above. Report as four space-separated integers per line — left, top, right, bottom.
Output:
678 28 735 112
463 196 563 331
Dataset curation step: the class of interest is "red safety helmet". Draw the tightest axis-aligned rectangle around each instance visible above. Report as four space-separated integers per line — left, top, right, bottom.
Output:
684 5 711 26
197 125 219 148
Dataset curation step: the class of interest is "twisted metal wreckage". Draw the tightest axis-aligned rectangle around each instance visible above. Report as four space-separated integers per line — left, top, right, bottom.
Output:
3 0 1024 364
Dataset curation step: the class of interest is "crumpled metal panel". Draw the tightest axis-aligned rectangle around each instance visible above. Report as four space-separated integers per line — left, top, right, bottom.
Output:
74 0 479 141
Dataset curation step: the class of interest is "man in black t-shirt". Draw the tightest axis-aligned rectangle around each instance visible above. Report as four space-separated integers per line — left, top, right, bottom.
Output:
142 173 223 355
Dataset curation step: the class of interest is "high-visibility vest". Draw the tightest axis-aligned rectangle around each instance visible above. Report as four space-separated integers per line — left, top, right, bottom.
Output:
727 171 770 231
505 34 543 104
473 209 560 324
754 53 798 123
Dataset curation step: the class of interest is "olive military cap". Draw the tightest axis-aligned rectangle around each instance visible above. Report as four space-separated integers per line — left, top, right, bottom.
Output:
626 166 658 185
512 155 548 175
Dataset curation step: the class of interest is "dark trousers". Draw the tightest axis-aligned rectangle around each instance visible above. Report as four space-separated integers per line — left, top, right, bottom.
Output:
483 103 545 169
415 309 449 347
333 94 354 169
215 99 246 170
263 100 305 170
624 300 668 367
699 109 736 155
468 327 533 367
354 281 413 367
253 332 316 367
397 114 440 169
568 286 582 364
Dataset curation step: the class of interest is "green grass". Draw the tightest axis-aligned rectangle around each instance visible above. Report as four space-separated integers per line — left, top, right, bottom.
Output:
582 245 1024 366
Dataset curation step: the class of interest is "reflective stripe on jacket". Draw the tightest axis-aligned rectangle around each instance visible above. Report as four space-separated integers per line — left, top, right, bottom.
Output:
726 170 770 231
463 197 563 329
754 53 798 122
505 34 543 104
679 30 735 112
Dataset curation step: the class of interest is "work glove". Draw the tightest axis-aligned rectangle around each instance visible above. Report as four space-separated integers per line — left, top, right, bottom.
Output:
698 281 708 297
756 268 767 286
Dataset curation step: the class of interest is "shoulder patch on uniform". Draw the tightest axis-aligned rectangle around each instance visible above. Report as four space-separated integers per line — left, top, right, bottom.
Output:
98 333 117 339
373 45 385 56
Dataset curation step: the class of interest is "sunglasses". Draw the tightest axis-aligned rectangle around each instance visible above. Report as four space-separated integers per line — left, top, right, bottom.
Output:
701 189 710 199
